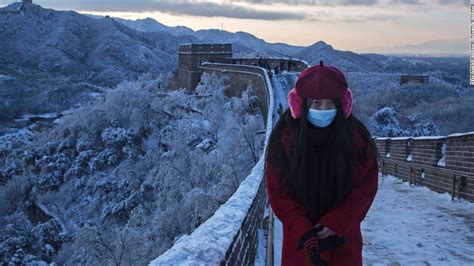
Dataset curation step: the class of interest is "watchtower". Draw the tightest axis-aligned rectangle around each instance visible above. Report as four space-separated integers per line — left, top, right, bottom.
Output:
400 75 429 86
178 43 232 91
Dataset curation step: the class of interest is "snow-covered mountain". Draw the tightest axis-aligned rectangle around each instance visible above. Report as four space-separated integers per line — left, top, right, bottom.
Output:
0 1 196 127
111 16 305 57
0 2 195 84
195 30 303 56
113 15 414 69
293 41 384 72
114 17 195 37
358 38 468 56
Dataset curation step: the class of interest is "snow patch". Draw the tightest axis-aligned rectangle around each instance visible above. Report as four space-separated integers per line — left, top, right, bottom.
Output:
361 174 474 264
412 136 446 140
437 143 446 167
446 131 474 138
0 74 14 80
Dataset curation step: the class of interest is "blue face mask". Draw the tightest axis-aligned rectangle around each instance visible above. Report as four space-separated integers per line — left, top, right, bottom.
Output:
307 108 337 128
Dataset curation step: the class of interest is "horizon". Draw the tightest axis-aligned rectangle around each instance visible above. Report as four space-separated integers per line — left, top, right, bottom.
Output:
0 0 469 55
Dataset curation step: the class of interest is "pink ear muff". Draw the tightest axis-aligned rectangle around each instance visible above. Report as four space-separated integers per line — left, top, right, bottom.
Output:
342 87 353 119
288 87 303 119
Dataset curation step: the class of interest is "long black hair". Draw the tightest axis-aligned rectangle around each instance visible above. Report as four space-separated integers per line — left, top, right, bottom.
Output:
267 96 380 221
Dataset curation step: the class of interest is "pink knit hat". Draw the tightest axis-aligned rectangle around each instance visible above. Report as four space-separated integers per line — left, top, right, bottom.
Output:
288 60 353 119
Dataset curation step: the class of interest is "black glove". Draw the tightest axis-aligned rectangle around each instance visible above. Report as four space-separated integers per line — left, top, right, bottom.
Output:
319 234 346 252
296 227 325 265
296 226 347 265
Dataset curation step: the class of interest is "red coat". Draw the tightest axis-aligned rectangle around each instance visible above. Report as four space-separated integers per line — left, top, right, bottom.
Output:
265 122 379 266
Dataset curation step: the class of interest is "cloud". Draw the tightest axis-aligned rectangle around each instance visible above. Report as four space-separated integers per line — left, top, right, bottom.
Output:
223 0 468 6
225 0 379 6
305 9 402 22
334 13 402 23
150 1 307 20
2 0 465 21
25 0 308 21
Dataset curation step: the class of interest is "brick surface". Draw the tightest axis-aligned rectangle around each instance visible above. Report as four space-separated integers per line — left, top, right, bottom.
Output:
375 134 473 202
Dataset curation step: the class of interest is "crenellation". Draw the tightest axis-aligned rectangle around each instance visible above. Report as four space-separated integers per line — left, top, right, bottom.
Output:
376 133 474 201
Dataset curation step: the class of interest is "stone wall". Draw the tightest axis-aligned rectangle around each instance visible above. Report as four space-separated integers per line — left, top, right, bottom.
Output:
222 176 267 265
229 57 308 72
375 133 474 201
178 43 233 91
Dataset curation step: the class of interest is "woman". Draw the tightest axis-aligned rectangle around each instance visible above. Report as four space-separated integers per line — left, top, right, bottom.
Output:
265 61 380 266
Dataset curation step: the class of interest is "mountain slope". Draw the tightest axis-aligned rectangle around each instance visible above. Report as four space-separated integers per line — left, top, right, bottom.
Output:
0 2 196 125
0 2 196 85
114 17 195 37
358 38 468 56
111 16 305 57
293 41 384 72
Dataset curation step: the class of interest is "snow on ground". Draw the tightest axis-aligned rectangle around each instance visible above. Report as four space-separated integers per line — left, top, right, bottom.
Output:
273 216 283 266
363 174 474 265
269 174 474 265
253 211 283 266
272 72 298 119
254 206 269 265
254 73 294 266
255 227 267 265
270 73 293 266
271 73 289 119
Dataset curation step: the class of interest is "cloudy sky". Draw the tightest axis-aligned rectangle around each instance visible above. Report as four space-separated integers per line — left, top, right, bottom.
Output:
1 0 469 53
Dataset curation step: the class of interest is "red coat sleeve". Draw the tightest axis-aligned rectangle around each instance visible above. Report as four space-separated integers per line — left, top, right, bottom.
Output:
265 132 314 244
317 138 379 237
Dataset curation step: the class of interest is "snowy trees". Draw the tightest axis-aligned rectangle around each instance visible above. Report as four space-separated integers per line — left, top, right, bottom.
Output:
368 107 440 137
0 72 265 265
346 71 474 136
368 107 405 137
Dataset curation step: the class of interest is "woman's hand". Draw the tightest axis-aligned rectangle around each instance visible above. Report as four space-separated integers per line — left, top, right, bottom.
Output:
314 223 335 239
